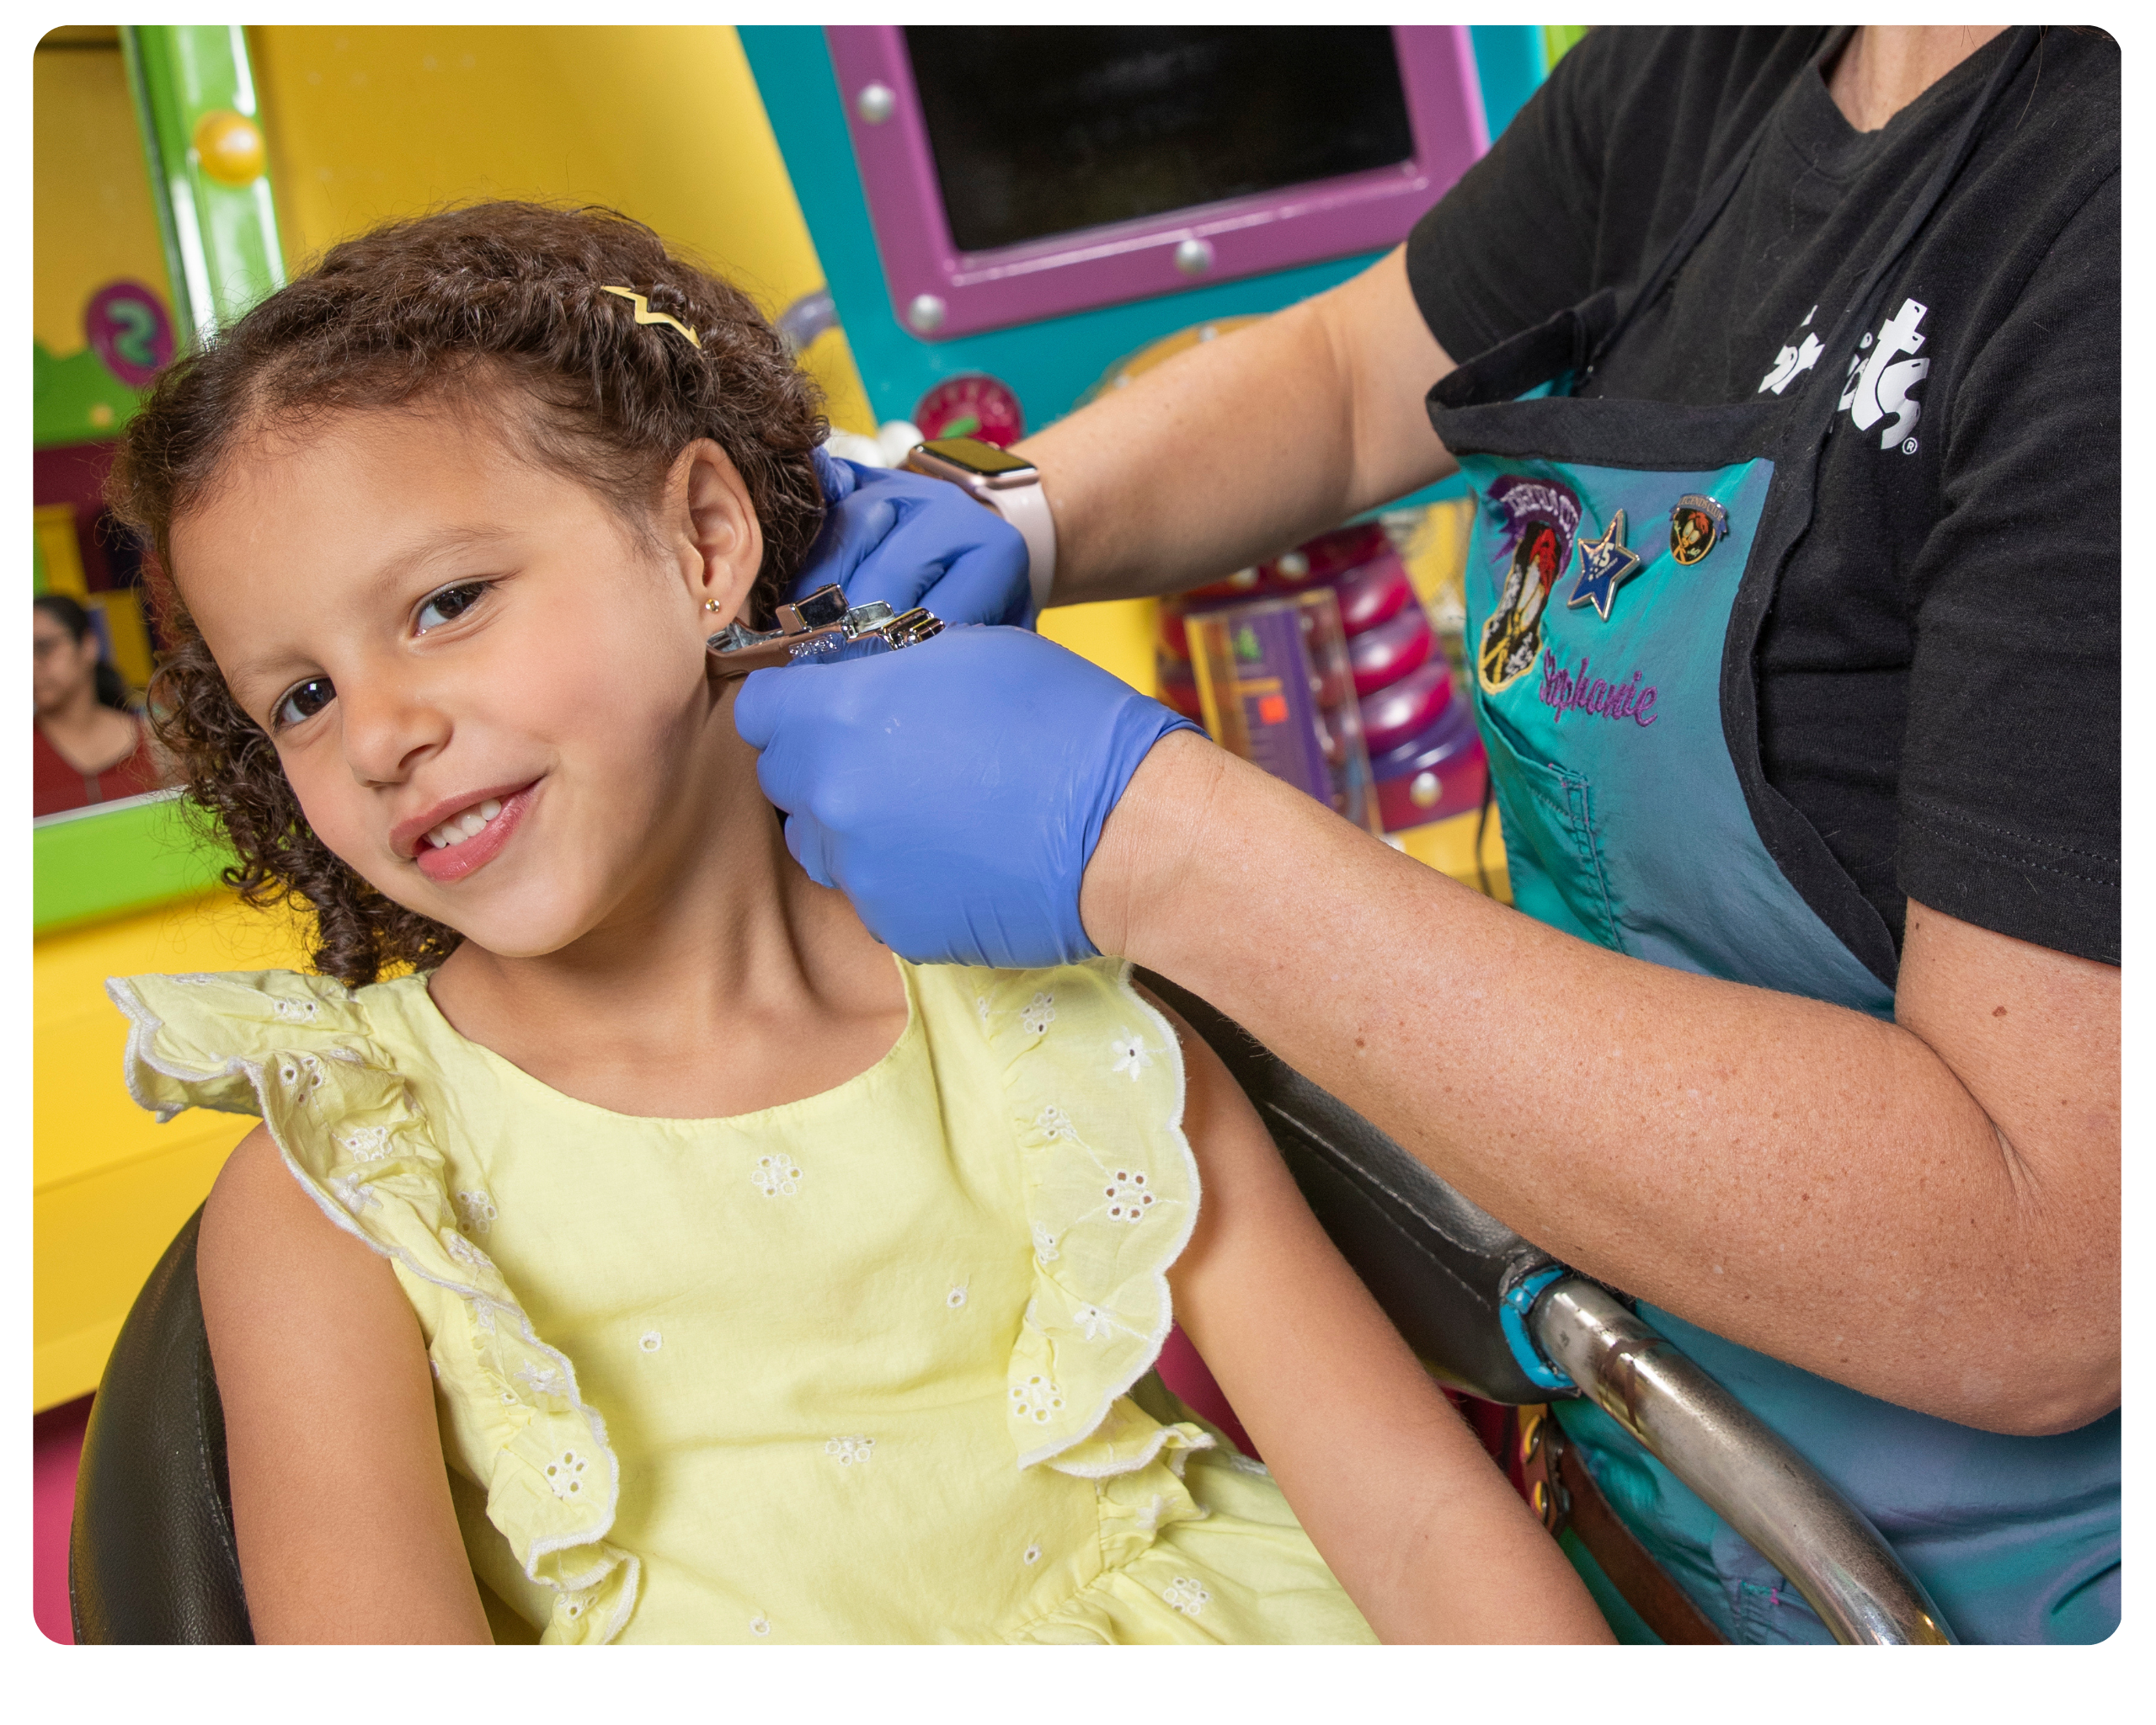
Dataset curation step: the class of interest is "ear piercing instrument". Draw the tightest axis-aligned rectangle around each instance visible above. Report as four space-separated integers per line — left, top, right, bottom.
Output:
706 583 944 681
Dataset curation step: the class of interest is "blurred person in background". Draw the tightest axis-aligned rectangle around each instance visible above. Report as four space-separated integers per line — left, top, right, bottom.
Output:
34 594 163 816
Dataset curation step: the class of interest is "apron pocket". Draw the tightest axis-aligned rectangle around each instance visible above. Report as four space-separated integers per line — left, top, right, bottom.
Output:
1477 696 1629 955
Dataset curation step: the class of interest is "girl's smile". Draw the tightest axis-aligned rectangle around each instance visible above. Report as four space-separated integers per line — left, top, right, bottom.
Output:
406 779 540 883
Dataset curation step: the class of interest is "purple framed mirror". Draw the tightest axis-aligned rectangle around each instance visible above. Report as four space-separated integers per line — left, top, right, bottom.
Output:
830 26 1491 341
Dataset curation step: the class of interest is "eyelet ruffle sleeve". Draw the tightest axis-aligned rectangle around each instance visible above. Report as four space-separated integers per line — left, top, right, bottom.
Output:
109 970 640 1644
964 960 1214 1477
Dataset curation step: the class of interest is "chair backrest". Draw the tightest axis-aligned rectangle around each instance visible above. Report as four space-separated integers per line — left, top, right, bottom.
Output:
70 1204 253 1644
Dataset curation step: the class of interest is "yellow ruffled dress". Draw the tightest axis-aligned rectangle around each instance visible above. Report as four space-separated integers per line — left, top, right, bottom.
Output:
109 956 1374 1645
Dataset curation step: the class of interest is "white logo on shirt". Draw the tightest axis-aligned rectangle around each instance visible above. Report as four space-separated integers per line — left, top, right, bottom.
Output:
1839 297 1932 449
1757 305 1822 396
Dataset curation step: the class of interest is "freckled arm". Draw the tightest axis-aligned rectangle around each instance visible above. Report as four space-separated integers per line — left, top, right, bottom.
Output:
1086 736 2120 1439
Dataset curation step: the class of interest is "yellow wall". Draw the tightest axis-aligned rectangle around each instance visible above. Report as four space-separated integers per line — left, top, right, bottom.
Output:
1037 599 1157 699
33 26 872 421
35 892 318 1409
248 25 876 435
32 37 174 358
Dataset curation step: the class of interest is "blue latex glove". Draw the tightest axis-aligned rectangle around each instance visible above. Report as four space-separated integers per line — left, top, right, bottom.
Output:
734 625 1200 967
790 448 1035 628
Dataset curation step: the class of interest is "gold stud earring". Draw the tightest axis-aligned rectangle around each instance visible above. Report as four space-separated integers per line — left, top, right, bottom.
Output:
703 598 726 612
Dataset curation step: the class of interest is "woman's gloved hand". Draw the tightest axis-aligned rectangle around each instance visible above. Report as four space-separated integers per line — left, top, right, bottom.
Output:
734 625 1200 967
787 449 1036 628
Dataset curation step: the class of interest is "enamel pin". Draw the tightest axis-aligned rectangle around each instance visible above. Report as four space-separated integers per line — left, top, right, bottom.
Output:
1668 494 1728 565
1566 510 1646 622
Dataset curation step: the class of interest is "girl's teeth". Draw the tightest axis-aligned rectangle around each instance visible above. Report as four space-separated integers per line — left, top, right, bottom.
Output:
424 798 510 852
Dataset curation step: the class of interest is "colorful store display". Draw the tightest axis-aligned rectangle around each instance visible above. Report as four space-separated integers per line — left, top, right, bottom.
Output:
1186 587 1385 835
1161 519 1489 835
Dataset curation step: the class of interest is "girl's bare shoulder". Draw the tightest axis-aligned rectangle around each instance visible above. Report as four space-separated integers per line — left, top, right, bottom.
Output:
196 1122 412 1360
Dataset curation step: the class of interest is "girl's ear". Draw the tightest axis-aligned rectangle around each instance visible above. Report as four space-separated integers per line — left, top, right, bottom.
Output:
667 439 765 627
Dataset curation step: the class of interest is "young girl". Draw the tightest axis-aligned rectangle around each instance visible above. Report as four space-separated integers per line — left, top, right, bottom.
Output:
105 203 1608 1645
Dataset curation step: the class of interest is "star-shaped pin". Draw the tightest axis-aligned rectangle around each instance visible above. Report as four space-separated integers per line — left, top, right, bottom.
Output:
1566 510 1646 622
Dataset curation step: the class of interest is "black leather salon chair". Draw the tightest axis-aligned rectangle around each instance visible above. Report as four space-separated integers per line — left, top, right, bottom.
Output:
71 980 1951 1644
69 1204 251 1642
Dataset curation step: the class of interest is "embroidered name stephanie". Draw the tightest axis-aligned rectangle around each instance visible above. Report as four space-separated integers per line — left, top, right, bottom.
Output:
1539 654 1658 726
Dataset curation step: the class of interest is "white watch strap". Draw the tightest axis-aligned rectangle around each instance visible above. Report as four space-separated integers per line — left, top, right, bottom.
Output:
986 481 1057 616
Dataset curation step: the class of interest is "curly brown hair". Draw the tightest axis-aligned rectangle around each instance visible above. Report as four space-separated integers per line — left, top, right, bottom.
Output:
107 201 828 986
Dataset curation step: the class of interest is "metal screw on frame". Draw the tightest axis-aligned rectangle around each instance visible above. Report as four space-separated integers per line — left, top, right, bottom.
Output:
907 294 947 334
1173 237 1215 277
855 82 896 125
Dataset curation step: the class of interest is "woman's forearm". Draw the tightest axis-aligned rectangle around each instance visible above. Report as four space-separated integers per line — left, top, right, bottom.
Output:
1014 248 1460 607
1086 734 2120 1436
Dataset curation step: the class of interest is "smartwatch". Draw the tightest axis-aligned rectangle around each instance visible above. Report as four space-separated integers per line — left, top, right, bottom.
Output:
900 435 1058 617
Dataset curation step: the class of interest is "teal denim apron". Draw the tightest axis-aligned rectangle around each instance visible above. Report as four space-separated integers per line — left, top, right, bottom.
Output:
1427 29 2118 1643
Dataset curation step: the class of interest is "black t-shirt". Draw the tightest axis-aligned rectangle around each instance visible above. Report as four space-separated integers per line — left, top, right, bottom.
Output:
1407 26 2120 967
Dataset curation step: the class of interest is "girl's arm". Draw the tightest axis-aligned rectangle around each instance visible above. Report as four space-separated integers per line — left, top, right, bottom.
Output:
1152 993 1612 1645
197 1124 493 1643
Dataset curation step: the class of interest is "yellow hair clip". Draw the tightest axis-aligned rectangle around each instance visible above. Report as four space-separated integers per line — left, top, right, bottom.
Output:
600 286 702 350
